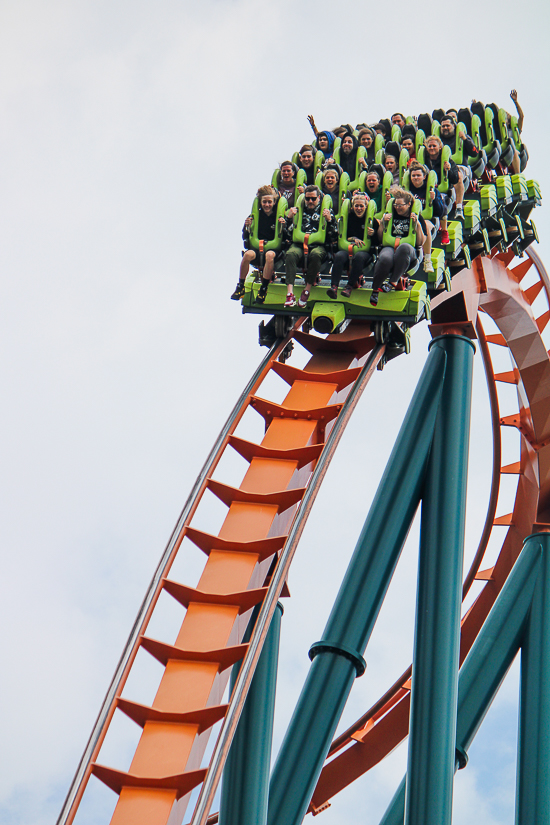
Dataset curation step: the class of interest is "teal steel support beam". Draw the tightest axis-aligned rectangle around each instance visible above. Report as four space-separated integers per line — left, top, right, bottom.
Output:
516 532 550 825
405 334 475 825
379 535 542 825
219 602 283 825
267 343 448 825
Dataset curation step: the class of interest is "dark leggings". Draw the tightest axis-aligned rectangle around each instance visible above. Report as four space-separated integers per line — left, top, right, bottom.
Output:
372 244 417 291
331 249 373 288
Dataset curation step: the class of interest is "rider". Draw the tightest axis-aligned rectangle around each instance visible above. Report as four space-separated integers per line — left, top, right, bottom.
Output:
231 185 284 303
370 189 425 305
283 185 335 309
328 192 378 299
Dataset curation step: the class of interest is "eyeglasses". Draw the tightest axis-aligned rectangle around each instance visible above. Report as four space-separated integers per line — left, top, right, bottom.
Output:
304 196 318 202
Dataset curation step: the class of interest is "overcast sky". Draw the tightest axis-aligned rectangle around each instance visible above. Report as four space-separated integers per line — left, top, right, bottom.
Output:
1 2 550 824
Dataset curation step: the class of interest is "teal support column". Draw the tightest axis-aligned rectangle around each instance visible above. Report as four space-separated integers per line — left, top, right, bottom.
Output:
516 532 550 825
219 602 283 825
405 334 475 825
379 536 542 825
267 343 448 825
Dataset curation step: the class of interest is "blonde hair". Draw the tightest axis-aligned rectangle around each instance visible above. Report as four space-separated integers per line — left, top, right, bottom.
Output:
425 135 443 150
257 184 277 199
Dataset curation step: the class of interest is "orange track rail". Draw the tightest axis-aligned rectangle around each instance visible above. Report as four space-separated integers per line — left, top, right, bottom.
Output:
308 248 550 814
59 321 384 825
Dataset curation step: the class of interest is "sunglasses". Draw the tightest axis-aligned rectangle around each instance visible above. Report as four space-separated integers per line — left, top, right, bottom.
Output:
305 196 318 202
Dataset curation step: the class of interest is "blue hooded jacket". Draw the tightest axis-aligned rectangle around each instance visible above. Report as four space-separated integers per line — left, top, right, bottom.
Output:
317 130 336 159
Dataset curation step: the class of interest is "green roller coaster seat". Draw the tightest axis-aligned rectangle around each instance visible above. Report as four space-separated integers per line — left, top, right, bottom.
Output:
382 198 422 249
495 175 514 205
374 133 385 155
495 107 515 169
315 170 350 217
333 145 367 192
337 199 378 254
526 179 542 204
402 169 438 221
399 148 409 185
271 167 306 204
463 200 481 234
415 129 426 158
480 184 498 217
247 195 289 254
472 102 501 168
291 193 334 245
417 144 452 194
511 174 529 201
446 220 463 259
374 171 394 221
291 149 325 181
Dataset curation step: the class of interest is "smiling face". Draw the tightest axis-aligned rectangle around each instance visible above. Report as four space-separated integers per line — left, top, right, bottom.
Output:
360 131 373 148
300 150 314 168
324 171 338 192
341 136 354 154
402 137 414 154
260 195 275 214
410 168 425 188
425 140 440 159
440 119 455 137
394 198 411 216
352 198 367 217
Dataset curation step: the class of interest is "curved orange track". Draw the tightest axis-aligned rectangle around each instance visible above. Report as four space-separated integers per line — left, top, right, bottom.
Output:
309 247 550 814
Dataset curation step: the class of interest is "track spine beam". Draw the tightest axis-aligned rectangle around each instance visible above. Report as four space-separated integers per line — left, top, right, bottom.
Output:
405 334 475 825
266 343 448 825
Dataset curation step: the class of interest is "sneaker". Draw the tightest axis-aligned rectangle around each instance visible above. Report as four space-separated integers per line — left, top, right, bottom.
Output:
255 286 268 304
423 257 434 273
327 286 338 299
298 288 310 308
341 285 353 298
455 204 464 219
231 282 245 300
370 289 380 306
284 292 296 308
440 229 450 245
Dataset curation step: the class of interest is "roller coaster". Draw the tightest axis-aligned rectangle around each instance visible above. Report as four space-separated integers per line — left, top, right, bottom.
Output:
57 102 550 825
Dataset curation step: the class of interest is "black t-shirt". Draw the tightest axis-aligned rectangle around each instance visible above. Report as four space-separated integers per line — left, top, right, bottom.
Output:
391 212 426 244
424 152 459 186
300 164 315 186
347 211 379 241
323 188 340 213
243 209 277 244
392 215 412 237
